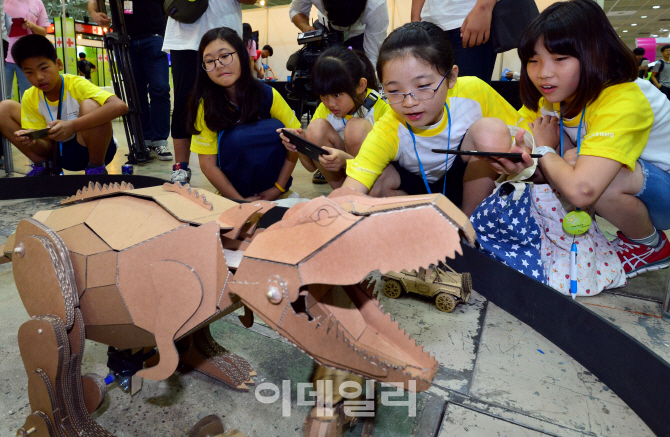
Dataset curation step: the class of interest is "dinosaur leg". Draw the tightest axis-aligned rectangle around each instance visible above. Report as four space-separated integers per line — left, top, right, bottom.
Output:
137 260 203 381
179 325 255 391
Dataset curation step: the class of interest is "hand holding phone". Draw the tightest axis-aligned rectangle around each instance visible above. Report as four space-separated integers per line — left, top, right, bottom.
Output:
281 129 329 161
19 127 52 140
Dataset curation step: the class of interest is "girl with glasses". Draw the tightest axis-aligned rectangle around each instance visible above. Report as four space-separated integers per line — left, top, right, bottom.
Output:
280 46 390 189
186 27 300 201
342 21 529 216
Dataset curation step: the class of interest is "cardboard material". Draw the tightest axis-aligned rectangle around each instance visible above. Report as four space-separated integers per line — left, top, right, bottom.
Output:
85 196 184 251
16 411 56 437
13 235 73 328
136 260 203 380
179 326 255 390
79 285 134 326
86 251 117 289
69 252 87 298
32 209 53 223
61 181 134 205
9 185 471 437
16 218 79 315
58 224 111 256
163 182 214 210
85 324 157 350
44 201 100 231
127 183 238 228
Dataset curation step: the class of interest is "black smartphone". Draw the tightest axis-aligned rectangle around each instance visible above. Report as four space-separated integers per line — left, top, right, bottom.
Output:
20 127 52 140
431 149 542 163
281 129 329 161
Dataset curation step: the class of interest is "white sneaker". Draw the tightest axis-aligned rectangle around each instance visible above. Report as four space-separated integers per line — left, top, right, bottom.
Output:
171 167 191 185
152 140 173 161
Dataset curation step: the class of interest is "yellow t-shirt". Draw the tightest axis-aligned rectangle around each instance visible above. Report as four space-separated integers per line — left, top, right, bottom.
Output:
519 79 670 172
191 87 300 155
21 74 114 141
347 76 528 189
311 88 390 139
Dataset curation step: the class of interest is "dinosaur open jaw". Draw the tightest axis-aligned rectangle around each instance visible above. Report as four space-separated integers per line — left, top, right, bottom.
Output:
232 274 438 392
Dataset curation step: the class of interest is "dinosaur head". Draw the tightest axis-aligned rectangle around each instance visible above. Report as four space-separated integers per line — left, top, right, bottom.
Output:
230 191 475 391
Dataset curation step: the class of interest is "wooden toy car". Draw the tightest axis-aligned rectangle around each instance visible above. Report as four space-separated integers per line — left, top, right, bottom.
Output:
381 265 472 312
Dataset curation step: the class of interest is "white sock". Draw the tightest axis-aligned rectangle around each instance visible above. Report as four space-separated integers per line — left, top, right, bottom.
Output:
630 229 660 247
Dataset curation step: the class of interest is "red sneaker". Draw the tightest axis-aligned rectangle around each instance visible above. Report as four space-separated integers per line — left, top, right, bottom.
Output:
615 231 670 278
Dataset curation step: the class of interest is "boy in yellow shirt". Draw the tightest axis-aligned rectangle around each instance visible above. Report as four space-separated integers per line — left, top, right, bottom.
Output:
0 34 128 175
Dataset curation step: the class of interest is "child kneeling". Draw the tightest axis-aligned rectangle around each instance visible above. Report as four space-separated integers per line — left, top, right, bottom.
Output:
0 34 128 175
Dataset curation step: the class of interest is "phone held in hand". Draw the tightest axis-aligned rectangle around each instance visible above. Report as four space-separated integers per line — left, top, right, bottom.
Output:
431 149 542 163
281 129 329 161
20 127 51 140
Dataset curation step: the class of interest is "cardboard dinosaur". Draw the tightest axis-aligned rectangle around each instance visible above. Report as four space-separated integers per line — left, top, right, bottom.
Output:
2 182 475 436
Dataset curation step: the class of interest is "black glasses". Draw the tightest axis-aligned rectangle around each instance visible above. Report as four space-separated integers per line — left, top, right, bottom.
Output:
202 52 236 71
382 73 449 105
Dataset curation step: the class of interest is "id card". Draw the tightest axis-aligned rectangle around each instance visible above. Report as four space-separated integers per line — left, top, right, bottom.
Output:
124 0 133 14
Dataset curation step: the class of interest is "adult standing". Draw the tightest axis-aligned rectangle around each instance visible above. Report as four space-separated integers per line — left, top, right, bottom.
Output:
289 0 389 68
162 0 256 184
88 0 173 162
651 45 670 100
4 0 48 99
411 0 497 82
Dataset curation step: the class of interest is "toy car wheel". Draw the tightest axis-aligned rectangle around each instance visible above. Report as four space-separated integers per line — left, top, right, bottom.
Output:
461 272 472 302
383 280 403 299
435 293 457 313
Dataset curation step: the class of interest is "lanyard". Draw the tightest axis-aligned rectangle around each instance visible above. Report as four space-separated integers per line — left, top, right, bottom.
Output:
559 106 586 158
43 75 65 156
406 102 451 195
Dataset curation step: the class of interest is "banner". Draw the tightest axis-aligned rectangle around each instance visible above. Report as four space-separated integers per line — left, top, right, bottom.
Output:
63 18 77 75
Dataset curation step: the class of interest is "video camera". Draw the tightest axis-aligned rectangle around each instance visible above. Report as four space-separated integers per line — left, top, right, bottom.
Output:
286 20 343 101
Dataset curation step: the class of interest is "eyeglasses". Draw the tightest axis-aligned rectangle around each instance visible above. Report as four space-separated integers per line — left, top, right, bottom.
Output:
202 52 236 71
382 73 449 105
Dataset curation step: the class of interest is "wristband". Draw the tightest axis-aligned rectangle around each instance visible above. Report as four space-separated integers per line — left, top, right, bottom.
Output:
274 182 286 193
536 146 557 157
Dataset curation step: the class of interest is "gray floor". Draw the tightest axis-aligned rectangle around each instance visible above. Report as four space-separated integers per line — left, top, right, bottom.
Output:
1 123 669 436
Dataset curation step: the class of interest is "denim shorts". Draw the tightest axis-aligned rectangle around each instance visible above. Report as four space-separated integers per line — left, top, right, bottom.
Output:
635 159 670 231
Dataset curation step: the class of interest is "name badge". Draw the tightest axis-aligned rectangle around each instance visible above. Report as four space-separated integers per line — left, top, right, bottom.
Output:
124 1 133 14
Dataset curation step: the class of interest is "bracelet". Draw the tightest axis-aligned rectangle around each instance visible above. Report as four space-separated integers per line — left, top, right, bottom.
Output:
274 182 286 193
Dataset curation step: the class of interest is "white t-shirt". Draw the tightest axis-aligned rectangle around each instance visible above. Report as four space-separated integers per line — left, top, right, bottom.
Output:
289 0 389 68
162 0 243 52
420 0 477 31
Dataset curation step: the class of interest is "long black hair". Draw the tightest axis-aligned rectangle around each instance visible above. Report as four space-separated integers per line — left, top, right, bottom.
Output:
518 0 638 118
187 27 265 135
312 46 378 116
242 23 253 47
376 21 454 83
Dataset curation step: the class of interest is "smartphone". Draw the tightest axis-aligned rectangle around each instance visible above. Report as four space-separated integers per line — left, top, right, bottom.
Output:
20 128 52 140
281 129 329 161
431 149 542 163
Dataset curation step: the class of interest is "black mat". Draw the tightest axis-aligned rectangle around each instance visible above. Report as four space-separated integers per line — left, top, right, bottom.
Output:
0 175 168 200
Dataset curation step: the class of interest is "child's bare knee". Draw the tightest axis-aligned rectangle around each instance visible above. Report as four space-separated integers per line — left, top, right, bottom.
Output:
466 117 512 152
343 118 372 155
78 99 102 115
305 118 330 143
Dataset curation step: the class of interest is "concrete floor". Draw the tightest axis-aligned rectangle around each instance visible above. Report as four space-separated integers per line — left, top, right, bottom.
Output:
1 122 669 436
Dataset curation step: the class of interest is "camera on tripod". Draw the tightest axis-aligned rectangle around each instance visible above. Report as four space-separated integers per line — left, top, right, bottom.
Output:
286 21 343 101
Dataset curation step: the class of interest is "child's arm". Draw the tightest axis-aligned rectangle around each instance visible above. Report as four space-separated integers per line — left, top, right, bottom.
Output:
411 0 426 22
342 177 369 194
537 154 622 208
258 151 299 200
47 96 128 142
651 71 661 88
